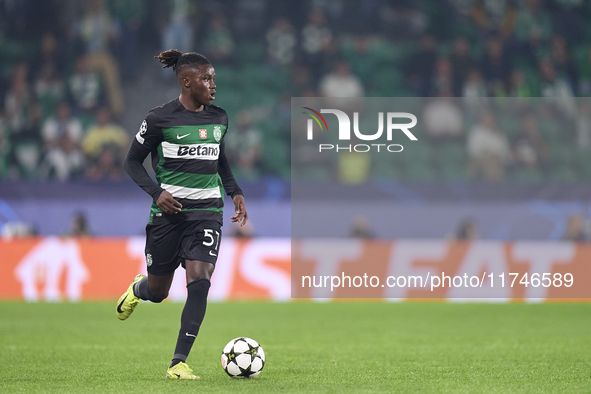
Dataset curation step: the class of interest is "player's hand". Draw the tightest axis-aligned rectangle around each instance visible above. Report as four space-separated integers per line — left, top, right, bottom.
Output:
231 194 248 227
156 190 182 214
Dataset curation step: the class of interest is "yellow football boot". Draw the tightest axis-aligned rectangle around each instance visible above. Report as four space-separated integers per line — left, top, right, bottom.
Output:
166 362 200 380
116 274 145 320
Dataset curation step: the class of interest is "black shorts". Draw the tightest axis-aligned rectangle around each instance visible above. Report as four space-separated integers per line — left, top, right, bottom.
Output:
144 220 222 276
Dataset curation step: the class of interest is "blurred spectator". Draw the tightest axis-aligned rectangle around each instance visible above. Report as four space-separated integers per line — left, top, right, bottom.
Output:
161 0 195 57
4 63 41 143
449 0 475 19
480 36 511 95
507 69 532 97
266 16 297 67
82 107 128 163
85 145 124 181
575 101 591 150
450 36 474 96
41 103 84 181
67 211 92 236
467 110 511 181
289 65 313 97
430 56 454 96
41 103 82 149
73 0 124 116
349 216 374 239
311 0 345 23
231 0 267 39
404 34 437 96
34 33 67 120
578 47 591 96
550 36 577 91
561 214 589 242
1 222 37 239
344 35 380 83
225 112 263 179
454 218 478 240
514 0 553 45
35 67 66 122
300 8 333 72
68 55 104 116
463 69 490 115
512 113 550 171
470 0 518 37
539 58 576 117
278 91 292 118
0 112 9 178
77 0 120 53
319 61 364 98
35 32 65 81
379 2 427 40
203 13 235 65
551 0 584 41
422 97 464 141
109 0 146 80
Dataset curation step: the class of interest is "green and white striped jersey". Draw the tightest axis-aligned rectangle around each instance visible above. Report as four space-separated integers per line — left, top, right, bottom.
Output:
130 98 240 224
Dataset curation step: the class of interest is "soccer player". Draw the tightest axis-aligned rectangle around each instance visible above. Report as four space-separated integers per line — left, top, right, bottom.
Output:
116 49 248 380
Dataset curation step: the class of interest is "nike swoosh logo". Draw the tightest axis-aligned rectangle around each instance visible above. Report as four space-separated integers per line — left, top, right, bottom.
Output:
177 133 190 139
209 250 217 257
117 295 128 314
175 373 181 378
186 332 197 337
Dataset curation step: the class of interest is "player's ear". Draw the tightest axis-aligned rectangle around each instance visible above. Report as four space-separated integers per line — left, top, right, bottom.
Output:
182 76 190 88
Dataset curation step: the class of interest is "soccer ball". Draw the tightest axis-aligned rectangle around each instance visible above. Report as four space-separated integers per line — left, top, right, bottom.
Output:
221 337 265 378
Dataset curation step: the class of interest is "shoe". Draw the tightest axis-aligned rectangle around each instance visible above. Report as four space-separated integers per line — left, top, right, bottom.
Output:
116 274 145 320
166 362 200 380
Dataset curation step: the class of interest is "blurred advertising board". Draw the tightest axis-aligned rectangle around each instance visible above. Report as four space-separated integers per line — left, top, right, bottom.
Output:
0 237 290 302
1 238 589 301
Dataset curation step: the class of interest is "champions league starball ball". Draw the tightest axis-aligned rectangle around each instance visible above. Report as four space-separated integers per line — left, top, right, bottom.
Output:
221 337 265 378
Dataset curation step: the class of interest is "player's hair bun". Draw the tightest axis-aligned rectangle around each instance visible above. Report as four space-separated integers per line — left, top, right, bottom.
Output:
155 49 183 70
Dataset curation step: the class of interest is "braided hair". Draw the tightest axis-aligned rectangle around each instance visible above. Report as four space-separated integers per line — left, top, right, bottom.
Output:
155 49 211 74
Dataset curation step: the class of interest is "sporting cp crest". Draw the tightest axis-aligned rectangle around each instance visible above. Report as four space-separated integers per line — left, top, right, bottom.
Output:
199 129 207 139
214 125 222 142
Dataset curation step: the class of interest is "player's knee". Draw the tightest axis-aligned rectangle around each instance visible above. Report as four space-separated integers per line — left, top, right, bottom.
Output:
147 287 168 303
185 261 215 283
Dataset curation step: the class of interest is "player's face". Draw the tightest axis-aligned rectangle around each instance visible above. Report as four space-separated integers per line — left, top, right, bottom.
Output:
190 64 216 106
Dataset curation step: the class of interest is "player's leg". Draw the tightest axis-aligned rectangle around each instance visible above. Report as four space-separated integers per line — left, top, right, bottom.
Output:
166 260 213 380
116 273 175 320
117 221 183 320
134 273 174 303
166 221 220 379
170 260 214 363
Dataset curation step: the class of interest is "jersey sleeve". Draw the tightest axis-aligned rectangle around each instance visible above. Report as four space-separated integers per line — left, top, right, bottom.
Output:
124 112 165 201
133 111 163 151
218 117 243 198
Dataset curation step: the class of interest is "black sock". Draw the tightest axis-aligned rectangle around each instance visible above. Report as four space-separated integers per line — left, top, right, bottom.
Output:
133 277 166 303
171 278 211 365
133 277 150 299
170 358 183 368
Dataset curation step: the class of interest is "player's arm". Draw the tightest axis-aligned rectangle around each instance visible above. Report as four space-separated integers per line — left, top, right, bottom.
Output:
124 114 182 214
218 138 248 226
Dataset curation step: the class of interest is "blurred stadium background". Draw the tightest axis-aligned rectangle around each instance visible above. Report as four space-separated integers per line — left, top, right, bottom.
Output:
1 0 591 301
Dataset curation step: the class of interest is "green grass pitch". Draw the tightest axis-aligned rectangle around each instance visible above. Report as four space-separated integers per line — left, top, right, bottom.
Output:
1 301 590 393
